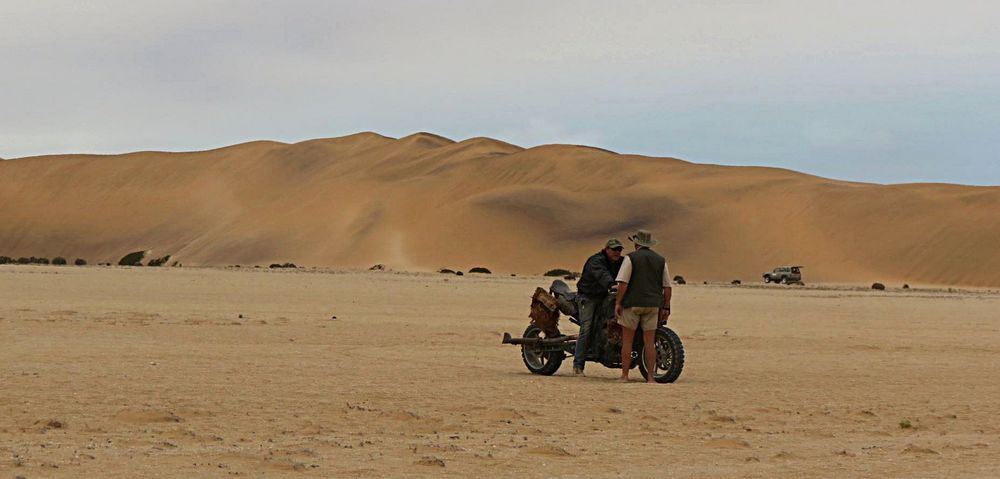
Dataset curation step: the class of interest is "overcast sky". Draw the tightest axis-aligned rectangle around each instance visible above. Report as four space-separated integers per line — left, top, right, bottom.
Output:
2 0 998 184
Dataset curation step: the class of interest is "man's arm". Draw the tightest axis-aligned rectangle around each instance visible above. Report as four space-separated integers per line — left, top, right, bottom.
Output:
614 282 628 319
613 256 632 319
659 286 673 324
588 255 616 291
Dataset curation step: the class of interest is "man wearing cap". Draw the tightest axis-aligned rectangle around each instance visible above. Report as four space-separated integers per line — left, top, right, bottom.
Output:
614 229 671 383
571 238 625 376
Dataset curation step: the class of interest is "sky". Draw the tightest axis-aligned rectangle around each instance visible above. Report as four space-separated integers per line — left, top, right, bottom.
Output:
1 0 998 185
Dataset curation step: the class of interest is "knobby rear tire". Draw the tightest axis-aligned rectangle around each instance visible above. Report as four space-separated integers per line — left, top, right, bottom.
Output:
638 327 685 383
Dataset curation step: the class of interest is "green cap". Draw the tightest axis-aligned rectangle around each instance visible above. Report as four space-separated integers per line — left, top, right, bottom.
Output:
606 238 624 249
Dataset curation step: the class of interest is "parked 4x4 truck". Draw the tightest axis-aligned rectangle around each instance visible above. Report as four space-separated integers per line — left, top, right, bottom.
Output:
763 266 804 285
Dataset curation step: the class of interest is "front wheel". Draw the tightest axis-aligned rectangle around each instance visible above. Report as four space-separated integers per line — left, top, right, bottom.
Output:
638 327 685 383
521 325 564 375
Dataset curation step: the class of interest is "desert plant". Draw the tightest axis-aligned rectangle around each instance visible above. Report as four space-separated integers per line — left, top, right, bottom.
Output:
455 271 464 276
17 257 31 264
29 257 50 264
902 284 910 289
731 279 741 285
52 257 68 265
899 419 912 429
544 268 572 277
118 250 146 266
438 268 456 274
147 255 171 267
0 256 11 265
673 275 686 285
74 258 87 266
872 282 886 290
469 267 492 274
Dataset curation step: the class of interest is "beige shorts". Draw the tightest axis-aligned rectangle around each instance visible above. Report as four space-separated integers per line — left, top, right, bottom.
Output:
619 306 659 331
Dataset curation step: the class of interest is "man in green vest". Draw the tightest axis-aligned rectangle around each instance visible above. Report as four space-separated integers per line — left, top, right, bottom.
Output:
614 229 672 383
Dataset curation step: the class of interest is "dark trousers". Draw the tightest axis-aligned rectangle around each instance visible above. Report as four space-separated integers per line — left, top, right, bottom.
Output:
573 294 602 370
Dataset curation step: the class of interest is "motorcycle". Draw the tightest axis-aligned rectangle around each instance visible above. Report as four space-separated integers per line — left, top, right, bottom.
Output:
502 280 684 383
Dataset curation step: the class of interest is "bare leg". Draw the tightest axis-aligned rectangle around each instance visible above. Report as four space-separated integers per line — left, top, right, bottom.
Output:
643 328 657 383
619 326 636 382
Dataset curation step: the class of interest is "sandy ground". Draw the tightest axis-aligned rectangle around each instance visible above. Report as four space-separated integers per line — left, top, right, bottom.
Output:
1 265 998 478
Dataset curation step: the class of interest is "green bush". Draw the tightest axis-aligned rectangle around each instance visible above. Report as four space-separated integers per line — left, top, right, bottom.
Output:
544 268 572 277
147 255 171 267
118 250 146 266
52 257 68 265
469 267 492 274
0 256 11 265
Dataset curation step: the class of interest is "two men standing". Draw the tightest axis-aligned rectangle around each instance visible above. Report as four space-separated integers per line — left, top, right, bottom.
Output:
573 229 671 383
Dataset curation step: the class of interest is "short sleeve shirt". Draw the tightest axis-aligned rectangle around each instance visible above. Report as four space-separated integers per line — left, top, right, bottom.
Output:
615 255 671 286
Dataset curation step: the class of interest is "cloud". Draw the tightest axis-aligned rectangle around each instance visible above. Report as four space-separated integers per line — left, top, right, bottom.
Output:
1 1 998 184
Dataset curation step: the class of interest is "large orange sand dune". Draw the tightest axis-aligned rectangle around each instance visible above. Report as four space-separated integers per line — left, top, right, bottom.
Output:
1 132 998 286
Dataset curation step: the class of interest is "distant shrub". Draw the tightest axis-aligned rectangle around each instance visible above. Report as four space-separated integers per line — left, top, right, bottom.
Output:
455 271 464 276
74 258 87 266
369 264 386 271
17 257 31 264
731 279 741 285
902 284 910 289
872 282 886 290
544 268 572 277
469 267 492 274
269 263 297 269
0 256 11 265
30 257 49 265
52 257 68 265
147 255 171 267
119 250 146 266
673 275 686 285
438 268 456 274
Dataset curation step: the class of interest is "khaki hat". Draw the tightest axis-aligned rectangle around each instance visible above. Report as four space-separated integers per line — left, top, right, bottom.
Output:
628 229 658 247
605 238 624 250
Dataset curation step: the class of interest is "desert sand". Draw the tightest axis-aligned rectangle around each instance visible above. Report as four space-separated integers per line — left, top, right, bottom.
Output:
2 265 998 477
2 132 1000 287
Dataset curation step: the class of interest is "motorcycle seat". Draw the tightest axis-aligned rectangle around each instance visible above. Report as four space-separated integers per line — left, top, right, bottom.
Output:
549 280 576 301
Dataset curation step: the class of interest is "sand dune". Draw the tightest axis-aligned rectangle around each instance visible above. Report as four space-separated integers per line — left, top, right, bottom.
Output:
2 132 999 286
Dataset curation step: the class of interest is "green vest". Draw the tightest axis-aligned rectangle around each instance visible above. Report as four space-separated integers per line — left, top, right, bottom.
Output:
622 247 666 308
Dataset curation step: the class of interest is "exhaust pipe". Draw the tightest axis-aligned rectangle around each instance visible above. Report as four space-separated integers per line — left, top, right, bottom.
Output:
502 332 577 345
